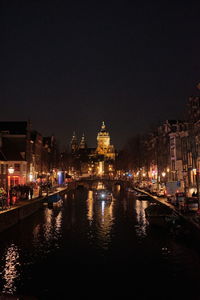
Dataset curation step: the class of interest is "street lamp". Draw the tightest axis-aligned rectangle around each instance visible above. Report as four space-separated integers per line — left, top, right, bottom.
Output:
166 168 170 181
7 166 14 193
8 166 14 174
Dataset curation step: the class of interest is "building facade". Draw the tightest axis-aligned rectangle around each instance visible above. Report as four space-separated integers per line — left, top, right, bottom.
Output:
69 121 116 177
0 121 60 190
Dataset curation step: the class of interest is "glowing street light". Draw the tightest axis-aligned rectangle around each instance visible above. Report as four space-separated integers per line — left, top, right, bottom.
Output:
193 168 197 176
8 166 14 174
29 173 33 181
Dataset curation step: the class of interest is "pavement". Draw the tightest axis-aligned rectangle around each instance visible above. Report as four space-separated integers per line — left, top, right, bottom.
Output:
0 185 68 215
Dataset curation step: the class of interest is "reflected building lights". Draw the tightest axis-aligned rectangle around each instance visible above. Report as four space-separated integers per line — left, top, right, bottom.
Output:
2 244 20 295
135 200 148 237
87 190 94 222
97 199 115 250
109 200 114 219
55 211 62 235
101 200 105 223
44 209 53 241
86 185 115 250
33 224 41 247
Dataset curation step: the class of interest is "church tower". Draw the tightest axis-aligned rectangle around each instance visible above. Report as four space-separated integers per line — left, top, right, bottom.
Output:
96 121 115 160
79 133 87 149
96 121 110 153
70 132 78 153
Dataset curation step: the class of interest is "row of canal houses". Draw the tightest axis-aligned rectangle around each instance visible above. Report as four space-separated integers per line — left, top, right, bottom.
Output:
0 121 59 191
138 96 200 197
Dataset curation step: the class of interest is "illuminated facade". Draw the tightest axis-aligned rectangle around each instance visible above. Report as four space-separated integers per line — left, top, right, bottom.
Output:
96 121 115 160
0 121 59 189
70 121 116 176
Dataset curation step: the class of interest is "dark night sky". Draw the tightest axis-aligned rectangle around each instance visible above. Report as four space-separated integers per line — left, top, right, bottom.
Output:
1 1 200 150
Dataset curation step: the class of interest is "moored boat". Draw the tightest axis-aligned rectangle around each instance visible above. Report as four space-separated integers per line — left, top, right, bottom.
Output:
45 192 61 203
93 189 112 201
145 203 178 227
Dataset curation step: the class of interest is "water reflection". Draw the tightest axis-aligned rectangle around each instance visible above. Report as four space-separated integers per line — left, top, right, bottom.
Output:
33 224 41 248
31 204 63 262
95 199 114 250
44 208 53 242
2 244 20 295
55 211 62 234
0 186 200 299
87 190 94 222
135 199 148 238
87 186 115 251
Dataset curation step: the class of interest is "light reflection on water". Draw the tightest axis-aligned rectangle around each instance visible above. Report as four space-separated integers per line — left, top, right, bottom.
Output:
31 205 63 263
2 244 20 295
135 199 148 238
86 184 150 251
44 208 53 242
87 187 115 251
0 186 200 299
0 202 64 296
95 200 114 250
87 190 93 222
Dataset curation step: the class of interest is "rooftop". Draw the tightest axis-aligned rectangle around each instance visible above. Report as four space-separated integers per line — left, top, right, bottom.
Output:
0 121 29 135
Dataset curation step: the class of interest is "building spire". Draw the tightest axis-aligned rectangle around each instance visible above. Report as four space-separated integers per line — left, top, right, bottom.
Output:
101 121 106 132
79 133 87 149
70 131 78 153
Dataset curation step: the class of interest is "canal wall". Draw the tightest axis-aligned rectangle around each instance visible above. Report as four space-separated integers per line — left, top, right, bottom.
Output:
0 187 68 233
0 198 44 233
134 187 200 243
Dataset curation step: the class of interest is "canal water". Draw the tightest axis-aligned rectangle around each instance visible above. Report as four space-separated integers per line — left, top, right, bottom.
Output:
0 184 200 299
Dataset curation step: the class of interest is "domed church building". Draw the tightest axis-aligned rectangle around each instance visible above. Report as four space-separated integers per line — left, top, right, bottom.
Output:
96 121 115 160
70 121 116 177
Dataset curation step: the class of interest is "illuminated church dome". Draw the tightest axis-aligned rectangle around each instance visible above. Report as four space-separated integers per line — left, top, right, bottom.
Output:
97 121 110 149
96 121 115 160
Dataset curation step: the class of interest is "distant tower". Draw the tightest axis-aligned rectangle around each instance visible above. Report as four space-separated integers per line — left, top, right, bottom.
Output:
79 133 87 149
70 132 78 153
96 121 115 160
97 121 110 152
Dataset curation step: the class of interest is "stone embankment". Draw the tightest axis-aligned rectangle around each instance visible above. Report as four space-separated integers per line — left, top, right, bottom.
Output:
0 186 68 233
134 187 200 243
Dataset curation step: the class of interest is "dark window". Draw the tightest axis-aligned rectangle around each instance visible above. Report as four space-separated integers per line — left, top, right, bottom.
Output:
14 164 20 172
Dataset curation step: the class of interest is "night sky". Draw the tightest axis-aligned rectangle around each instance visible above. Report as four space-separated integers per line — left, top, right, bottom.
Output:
1 1 200 150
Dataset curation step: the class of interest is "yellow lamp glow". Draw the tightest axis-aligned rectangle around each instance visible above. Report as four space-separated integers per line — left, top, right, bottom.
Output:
8 166 14 174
